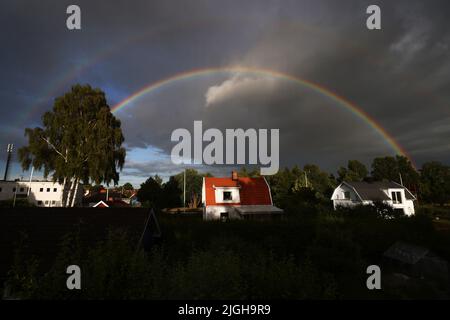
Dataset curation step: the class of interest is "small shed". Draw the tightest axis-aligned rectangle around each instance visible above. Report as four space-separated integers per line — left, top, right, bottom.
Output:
383 241 448 282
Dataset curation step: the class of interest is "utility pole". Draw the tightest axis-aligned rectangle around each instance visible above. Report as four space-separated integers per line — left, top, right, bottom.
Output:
4 144 13 181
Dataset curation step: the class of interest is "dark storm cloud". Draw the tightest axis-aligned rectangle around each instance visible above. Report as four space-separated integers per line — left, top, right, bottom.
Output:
1 0 449 183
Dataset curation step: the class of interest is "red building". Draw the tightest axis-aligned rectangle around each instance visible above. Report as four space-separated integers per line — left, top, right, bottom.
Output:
201 171 283 221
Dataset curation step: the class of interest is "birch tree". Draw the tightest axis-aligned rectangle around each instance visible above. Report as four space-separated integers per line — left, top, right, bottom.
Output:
18 84 126 207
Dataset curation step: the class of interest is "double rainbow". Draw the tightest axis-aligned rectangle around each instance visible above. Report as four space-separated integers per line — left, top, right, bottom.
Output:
111 66 413 166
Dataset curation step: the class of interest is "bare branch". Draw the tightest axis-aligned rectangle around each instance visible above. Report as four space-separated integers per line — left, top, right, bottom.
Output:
40 136 67 162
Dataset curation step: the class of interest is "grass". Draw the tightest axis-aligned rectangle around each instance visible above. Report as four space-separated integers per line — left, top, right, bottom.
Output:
2 204 450 299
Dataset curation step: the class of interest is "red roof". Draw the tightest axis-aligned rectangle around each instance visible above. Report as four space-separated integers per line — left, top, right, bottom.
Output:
204 176 272 206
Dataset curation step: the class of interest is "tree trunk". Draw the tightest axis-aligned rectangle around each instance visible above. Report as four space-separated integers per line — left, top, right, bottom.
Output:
65 178 75 207
70 178 80 207
61 177 68 207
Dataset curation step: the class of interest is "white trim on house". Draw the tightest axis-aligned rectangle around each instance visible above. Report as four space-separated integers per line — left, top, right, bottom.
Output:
331 181 416 216
92 200 109 208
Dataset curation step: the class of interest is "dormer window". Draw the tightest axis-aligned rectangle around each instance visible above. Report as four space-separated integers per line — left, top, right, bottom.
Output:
223 191 232 201
391 191 402 204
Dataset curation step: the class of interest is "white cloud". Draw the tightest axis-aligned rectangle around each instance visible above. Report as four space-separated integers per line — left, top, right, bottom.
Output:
205 73 277 107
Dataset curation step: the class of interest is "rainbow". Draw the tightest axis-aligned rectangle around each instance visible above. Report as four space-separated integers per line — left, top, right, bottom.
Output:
111 66 414 166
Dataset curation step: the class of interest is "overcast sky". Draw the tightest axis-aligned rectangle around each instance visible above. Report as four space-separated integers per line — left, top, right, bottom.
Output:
1 0 449 186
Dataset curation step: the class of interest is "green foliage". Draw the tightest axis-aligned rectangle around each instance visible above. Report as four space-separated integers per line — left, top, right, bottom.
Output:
169 248 246 299
237 166 260 178
174 169 210 207
371 155 419 187
122 183 134 190
338 160 368 182
162 176 182 208
266 165 336 209
6 206 450 300
137 176 163 209
137 175 182 209
419 161 450 205
4 233 40 299
18 84 126 189
371 156 400 182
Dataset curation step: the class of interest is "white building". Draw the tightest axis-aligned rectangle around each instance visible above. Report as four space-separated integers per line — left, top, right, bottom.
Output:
331 181 416 216
0 180 83 207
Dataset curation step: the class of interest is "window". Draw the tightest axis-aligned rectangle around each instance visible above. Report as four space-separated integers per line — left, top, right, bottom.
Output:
223 191 232 201
45 200 49 205
343 191 351 200
51 200 56 205
40 188 43 192
19 187 24 192
37 201 42 205
391 191 402 204
54 188 57 192
47 188 50 192
220 212 229 222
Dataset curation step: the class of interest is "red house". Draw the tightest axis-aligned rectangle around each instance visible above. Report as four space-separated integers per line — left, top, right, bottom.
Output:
201 171 283 221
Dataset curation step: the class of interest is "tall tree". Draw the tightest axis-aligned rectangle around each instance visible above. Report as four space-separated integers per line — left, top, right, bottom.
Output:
266 167 297 206
136 176 163 209
18 84 126 206
161 176 182 208
338 160 368 182
122 182 134 190
371 156 398 182
396 155 420 187
419 161 450 205
371 155 418 188
300 164 336 199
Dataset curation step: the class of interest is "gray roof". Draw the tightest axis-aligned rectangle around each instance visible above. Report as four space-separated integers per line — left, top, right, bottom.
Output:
344 181 416 201
234 205 284 215
383 241 429 265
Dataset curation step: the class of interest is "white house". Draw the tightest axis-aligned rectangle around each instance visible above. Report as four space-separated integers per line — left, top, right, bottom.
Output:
0 180 83 207
201 171 283 221
331 181 416 216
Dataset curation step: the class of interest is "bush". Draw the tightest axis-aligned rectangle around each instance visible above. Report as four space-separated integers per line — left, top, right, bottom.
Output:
0 199 36 208
4 205 449 299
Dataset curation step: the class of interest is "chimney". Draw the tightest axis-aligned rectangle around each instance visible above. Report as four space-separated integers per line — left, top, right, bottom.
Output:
231 171 238 181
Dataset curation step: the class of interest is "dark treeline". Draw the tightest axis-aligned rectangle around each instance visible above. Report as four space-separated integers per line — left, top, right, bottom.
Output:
137 155 450 209
137 169 212 209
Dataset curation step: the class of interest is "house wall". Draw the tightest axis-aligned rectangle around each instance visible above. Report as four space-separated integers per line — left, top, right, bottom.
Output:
382 188 415 216
204 205 241 220
331 184 361 209
0 181 83 207
331 184 415 216
214 187 240 204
